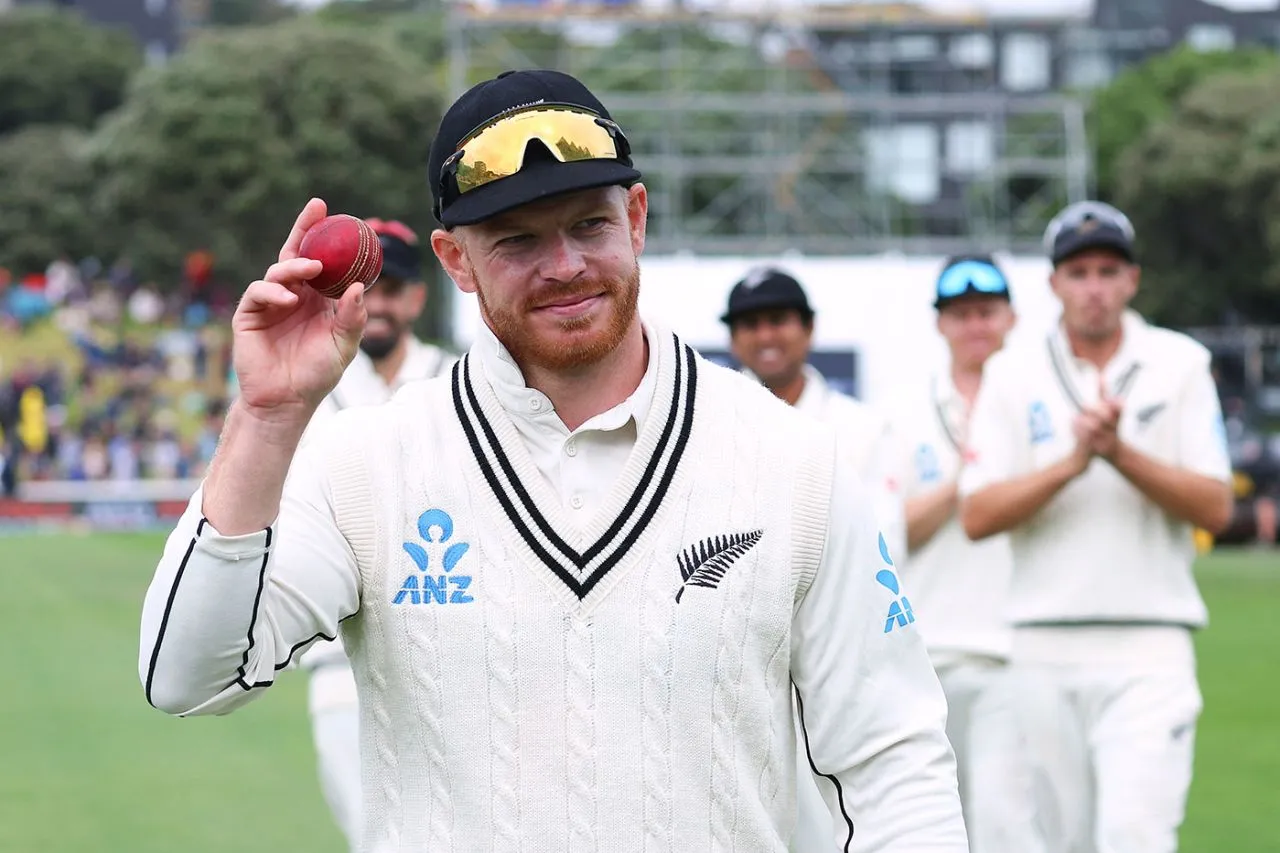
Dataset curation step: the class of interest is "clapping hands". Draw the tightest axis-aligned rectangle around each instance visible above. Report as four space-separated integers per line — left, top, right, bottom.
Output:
1070 375 1123 470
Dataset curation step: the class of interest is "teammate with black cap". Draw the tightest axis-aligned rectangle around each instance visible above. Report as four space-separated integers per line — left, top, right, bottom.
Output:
959 201 1234 851
298 217 458 851
139 69 966 851
722 266 907 853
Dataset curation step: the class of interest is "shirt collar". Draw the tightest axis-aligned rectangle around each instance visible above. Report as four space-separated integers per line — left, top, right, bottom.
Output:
1049 308 1147 404
793 363 828 414
1052 309 1146 373
472 318 659 435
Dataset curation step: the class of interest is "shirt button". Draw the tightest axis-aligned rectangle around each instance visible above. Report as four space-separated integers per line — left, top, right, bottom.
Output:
565 440 578 457
530 397 543 412
570 494 584 510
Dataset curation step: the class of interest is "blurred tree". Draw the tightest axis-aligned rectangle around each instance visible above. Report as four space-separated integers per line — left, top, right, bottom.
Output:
89 19 443 288
1114 70 1280 326
0 9 142 137
0 126 96 275
1088 45 1279 203
207 0 296 26
313 1 448 71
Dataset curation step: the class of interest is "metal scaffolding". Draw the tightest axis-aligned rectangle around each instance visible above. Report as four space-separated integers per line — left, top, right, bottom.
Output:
444 2 1091 256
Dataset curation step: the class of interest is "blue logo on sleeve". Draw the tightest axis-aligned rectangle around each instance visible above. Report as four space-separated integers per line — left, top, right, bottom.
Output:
1029 401 1054 444
393 508 474 605
874 532 915 633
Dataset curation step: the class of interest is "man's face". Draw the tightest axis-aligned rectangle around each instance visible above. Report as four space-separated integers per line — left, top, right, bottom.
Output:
359 275 427 361
432 184 647 372
936 294 1015 372
1050 248 1139 343
729 308 812 388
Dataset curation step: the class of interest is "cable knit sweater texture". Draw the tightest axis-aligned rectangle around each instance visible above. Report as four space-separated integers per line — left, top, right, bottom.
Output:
139 326 965 852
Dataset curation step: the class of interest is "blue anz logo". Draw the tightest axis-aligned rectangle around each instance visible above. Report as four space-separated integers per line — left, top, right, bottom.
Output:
875 532 915 633
1029 401 1054 444
915 443 941 484
393 508 474 606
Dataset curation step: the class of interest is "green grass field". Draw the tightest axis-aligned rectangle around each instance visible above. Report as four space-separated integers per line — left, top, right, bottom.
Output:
1 533 1277 852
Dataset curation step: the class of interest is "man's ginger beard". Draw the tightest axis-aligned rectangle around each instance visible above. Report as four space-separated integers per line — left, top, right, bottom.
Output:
473 260 641 372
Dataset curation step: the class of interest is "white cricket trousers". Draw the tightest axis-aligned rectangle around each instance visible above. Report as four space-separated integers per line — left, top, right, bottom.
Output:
308 662 363 852
1011 628 1203 853
935 658 1042 853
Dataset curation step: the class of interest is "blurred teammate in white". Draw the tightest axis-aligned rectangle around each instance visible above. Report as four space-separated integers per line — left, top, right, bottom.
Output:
892 255 1032 852
960 202 1234 853
721 267 906 852
298 217 456 850
722 267 905 560
138 70 967 851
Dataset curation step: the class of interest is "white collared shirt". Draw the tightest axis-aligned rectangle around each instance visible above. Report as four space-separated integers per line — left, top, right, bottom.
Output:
893 369 1014 665
959 310 1231 636
786 364 907 564
474 320 659 515
317 337 457 417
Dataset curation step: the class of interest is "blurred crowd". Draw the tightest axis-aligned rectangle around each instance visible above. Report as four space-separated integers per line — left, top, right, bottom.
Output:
0 252 236 496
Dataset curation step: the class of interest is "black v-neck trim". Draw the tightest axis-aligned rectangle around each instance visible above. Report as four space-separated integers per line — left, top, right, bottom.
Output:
1046 333 1143 412
451 333 698 600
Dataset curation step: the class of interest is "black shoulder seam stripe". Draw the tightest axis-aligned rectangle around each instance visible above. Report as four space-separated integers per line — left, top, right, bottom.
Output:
232 525 275 692
452 358 583 594
273 631 338 672
794 685 856 852
144 517 208 708
576 343 697 599
455 336 695 599
1047 334 1085 412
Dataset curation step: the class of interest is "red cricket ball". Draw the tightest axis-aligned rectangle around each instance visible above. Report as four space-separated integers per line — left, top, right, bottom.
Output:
298 214 383 300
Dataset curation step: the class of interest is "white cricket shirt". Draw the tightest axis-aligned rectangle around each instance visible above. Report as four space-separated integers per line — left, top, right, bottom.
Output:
959 310 1231 633
316 337 457 418
788 364 907 564
894 370 1014 665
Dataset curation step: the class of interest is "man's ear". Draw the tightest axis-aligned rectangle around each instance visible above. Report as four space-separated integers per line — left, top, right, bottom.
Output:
431 229 476 295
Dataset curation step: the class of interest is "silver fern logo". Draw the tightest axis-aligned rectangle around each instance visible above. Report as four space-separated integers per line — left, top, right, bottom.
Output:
675 530 764 603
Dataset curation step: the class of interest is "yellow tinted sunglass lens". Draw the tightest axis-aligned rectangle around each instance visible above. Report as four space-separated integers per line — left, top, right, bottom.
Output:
452 108 619 194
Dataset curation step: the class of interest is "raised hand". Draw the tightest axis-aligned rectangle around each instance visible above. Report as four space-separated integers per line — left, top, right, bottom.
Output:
231 199 368 418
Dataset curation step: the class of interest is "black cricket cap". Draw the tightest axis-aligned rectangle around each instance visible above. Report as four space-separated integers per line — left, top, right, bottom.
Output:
721 267 814 325
428 69 642 228
365 219 422 282
1045 202 1137 265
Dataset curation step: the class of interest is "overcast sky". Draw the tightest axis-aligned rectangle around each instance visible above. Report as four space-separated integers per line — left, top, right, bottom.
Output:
282 0 1279 16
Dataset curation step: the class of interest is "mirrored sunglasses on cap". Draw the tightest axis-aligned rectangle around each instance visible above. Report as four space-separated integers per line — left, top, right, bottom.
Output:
936 260 1009 301
1042 200 1135 254
441 103 630 195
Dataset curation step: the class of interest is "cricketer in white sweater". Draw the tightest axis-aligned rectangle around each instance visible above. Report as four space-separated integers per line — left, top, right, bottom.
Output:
139 322 967 852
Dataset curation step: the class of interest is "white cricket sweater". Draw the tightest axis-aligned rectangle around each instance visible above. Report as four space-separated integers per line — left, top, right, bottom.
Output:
791 364 907 565
959 311 1232 629
300 337 458 682
139 325 966 852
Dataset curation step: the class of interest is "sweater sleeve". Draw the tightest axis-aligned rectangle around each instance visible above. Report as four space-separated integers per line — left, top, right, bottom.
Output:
791 433 967 852
138 420 362 717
